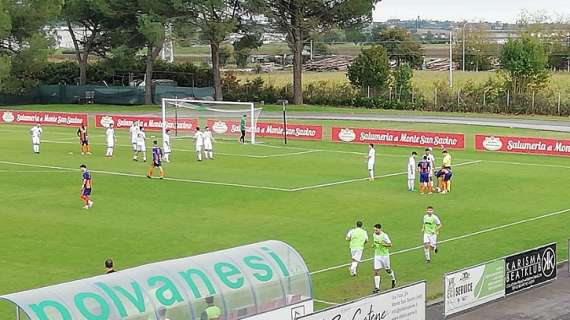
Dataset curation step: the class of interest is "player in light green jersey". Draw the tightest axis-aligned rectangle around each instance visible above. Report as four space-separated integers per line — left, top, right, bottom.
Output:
422 206 442 263
346 221 369 276
372 224 396 293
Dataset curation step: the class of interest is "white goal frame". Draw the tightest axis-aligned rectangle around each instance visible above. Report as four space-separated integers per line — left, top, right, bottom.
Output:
161 98 258 144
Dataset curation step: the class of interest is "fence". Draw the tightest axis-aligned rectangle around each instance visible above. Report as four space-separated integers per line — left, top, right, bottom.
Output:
0 85 214 106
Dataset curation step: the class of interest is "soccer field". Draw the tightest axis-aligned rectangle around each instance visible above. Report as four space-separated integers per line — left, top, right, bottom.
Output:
1 111 570 317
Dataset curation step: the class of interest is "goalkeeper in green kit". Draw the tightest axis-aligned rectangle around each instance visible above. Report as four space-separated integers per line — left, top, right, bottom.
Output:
239 114 246 144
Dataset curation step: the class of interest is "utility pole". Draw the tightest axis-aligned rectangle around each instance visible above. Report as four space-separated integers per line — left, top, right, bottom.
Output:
462 23 466 72
449 31 453 88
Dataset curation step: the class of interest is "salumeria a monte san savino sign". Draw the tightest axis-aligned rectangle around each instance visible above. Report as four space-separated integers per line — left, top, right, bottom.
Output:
475 135 570 157
444 259 505 316
332 128 465 149
505 243 557 295
95 114 198 132
0 110 88 127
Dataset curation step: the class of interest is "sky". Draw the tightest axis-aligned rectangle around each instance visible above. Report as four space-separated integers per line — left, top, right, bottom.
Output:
373 0 570 23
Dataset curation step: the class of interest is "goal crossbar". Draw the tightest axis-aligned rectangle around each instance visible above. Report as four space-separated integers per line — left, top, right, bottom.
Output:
161 98 259 144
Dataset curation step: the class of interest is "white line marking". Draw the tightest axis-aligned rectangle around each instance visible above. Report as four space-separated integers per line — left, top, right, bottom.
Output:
310 207 570 275
0 161 290 192
484 160 570 170
314 299 339 306
0 170 74 173
41 140 317 159
290 160 482 192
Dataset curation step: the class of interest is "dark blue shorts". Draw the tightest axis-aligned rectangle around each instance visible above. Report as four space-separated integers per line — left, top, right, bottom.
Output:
80 140 89 145
420 173 429 183
153 161 162 168
444 171 453 181
82 188 92 196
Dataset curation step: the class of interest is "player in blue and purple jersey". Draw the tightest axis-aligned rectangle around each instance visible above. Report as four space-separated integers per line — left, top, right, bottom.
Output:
80 164 94 209
147 141 165 179
418 156 432 195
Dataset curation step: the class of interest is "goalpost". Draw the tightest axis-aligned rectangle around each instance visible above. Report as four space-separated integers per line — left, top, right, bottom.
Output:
160 98 263 144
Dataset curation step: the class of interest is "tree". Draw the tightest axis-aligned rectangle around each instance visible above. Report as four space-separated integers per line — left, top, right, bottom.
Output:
392 64 413 100
500 36 550 94
345 27 367 44
347 45 390 94
175 0 258 101
233 33 262 67
109 0 178 104
62 0 113 85
453 26 496 71
373 27 423 68
0 0 63 93
263 0 379 104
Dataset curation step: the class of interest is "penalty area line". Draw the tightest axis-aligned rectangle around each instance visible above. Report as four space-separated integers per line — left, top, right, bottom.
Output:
290 160 482 192
309 207 570 276
0 161 290 192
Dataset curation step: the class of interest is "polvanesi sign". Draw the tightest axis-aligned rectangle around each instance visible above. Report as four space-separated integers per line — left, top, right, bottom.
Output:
0 241 312 320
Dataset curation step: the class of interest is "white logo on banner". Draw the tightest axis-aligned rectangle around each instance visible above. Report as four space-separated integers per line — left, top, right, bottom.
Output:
212 121 228 134
542 247 556 277
338 128 356 142
2 111 15 123
99 116 114 127
482 136 503 151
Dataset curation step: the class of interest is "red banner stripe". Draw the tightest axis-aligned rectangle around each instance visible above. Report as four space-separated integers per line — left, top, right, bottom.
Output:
0 110 88 127
206 119 323 141
475 134 570 157
95 115 197 132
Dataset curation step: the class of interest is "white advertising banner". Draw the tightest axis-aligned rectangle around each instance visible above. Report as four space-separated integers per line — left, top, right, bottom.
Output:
298 282 425 320
444 259 505 316
244 300 313 320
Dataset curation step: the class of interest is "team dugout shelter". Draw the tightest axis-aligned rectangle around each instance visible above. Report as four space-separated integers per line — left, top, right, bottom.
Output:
0 240 312 320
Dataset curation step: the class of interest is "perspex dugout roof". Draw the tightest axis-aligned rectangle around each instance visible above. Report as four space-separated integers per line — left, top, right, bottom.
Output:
0 240 312 320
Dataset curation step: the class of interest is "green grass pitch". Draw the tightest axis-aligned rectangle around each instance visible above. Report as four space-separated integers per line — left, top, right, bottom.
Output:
1 109 570 317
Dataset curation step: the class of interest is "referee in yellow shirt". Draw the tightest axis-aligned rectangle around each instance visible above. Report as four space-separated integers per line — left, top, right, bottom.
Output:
441 149 452 193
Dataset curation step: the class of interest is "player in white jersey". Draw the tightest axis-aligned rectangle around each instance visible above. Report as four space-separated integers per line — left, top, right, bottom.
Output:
194 127 204 161
163 129 171 163
367 144 376 181
129 122 139 153
203 126 215 160
422 206 442 263
105 124 116 157
407 151 417 191
30 123 43 154
372 224 396 293
134 127 147 162
425 147 436 189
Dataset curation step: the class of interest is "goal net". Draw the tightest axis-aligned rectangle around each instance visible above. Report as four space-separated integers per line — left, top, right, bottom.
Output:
160 98 263 144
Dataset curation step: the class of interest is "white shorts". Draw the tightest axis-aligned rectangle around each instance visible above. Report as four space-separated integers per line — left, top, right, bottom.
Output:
423 233 437 247
32 137 40 145
132 141 137 151
351 249 363 262
137 143 146 152
408 174 415 180
195 144 203 152
374 255 391 270
368 162 375 171
107 143 114 148
204 142 212 150
163 145 171 153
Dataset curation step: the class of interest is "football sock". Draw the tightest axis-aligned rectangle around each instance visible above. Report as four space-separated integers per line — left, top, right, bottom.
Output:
374 276 381 289
390 271 396 281
424 248 430 261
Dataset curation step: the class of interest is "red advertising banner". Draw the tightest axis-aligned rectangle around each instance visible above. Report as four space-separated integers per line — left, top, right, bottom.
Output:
206 119 323 140
95 115 197 132
475 134 570 157
331 127 465 149
0 110 88 127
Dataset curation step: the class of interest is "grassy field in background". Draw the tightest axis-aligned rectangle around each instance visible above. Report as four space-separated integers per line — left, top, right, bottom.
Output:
1 105 570 318
237 70 570 94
